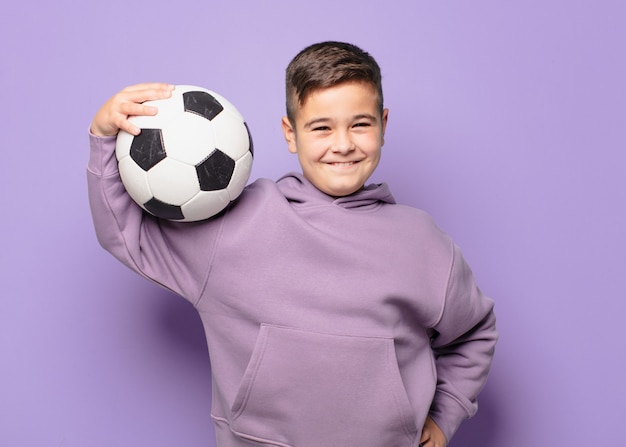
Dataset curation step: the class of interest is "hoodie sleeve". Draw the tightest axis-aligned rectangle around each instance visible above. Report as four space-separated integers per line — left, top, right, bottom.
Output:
428 241 498 441
86 132 223 304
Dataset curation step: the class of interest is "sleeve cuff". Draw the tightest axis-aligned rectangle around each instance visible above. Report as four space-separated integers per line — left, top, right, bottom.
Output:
87 130 118 176
429 391 475 441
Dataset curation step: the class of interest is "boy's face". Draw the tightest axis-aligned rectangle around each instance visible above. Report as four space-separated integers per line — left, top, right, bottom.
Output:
282 81 388 197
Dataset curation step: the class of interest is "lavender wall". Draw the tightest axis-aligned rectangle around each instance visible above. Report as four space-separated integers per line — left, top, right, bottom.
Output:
1 1 624 445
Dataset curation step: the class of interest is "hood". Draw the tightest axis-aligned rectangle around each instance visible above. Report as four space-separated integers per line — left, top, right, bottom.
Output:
276 172 396 210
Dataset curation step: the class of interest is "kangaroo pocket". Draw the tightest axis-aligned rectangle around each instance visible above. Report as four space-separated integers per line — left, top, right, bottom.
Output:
230 324 418 447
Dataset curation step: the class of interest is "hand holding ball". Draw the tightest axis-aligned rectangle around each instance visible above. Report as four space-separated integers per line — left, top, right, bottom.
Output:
115 85 253 222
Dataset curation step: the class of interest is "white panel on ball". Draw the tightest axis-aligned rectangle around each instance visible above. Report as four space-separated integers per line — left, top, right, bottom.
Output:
118 157 153 205
163 113 216 166
211 91 244 121
115 131 134 159
147 159 200 205
227 151 254 200
180 189 231 222
212 110 251 161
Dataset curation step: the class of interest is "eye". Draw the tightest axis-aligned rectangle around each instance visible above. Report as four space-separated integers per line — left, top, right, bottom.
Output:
313 126 330 132
353 122 371 128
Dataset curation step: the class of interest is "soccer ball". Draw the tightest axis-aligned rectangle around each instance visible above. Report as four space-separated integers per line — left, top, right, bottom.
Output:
115 85 253 222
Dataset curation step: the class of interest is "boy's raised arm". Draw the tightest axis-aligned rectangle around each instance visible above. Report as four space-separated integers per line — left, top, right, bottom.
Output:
87 83 221 304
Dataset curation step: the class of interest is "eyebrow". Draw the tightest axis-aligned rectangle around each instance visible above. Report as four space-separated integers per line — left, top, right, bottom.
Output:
303 114 378 130
303 118 331 130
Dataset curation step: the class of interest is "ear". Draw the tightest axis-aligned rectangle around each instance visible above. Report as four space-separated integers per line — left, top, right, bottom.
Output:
282 116 298 154
381 108 389 146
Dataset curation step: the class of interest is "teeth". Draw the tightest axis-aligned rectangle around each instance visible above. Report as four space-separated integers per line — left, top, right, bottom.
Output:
331 162 355 167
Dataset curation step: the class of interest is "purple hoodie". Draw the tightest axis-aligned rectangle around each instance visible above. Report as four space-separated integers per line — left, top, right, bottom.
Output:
87 134 497 447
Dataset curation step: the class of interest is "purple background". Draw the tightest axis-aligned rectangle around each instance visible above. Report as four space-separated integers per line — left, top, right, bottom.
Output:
1 1 625 445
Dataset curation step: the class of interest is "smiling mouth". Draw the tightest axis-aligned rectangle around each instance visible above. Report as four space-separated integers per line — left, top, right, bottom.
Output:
328 161 358 167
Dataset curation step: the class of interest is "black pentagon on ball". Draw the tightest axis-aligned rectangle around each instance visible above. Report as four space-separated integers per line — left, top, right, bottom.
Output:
130 128 167 171
183 91 223 121
196 149 235 191
143 197 185 220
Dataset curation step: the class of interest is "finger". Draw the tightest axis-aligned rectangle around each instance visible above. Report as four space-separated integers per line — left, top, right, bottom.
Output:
122 83 174 102
118 90 171 108
123 82 173 93
115 116 141 136
112 105 156 136
118 101 159 117
419 430 430 446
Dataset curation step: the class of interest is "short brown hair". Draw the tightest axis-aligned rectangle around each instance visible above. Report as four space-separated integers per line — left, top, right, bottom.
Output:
285 41 384 124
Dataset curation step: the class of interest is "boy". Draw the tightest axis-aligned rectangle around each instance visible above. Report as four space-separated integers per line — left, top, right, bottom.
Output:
88 41 497 447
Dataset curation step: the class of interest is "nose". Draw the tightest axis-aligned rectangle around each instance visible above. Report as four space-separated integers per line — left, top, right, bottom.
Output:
331 130 355 154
